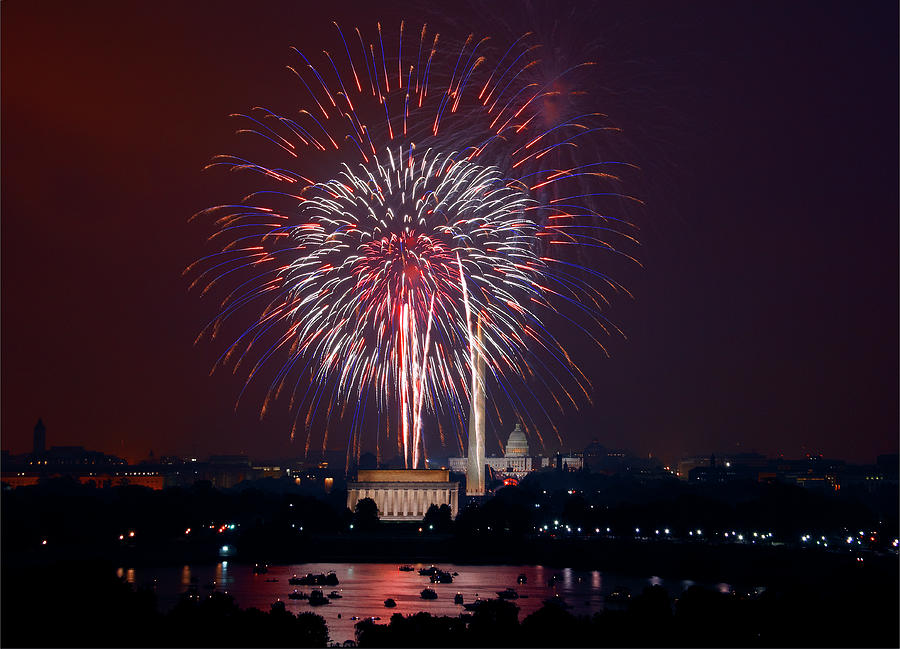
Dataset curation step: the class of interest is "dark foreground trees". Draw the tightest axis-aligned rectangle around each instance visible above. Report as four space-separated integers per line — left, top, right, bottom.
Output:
1 561 329 648
355 584 899 648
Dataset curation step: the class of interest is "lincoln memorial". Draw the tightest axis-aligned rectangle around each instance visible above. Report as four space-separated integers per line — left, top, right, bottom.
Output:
346 469 459 521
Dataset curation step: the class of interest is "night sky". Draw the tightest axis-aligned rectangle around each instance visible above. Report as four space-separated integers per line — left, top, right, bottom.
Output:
2 0 897 465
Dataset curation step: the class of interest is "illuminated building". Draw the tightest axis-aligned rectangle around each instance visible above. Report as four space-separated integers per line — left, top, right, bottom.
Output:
449 423 537 479
539 452 583 471
347 469 459 521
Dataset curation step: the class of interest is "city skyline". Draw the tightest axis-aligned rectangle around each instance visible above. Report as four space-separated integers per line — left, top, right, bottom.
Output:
3 0 897 466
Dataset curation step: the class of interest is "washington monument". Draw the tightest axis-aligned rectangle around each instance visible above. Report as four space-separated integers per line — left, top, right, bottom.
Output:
466 318 486 496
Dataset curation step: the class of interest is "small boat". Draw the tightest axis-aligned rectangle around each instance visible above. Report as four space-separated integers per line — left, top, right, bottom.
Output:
497 588 519 600
454 592 464 605
327 590 343 599
292 572 340 586
420 588 438 600
350 616 361 621
265 578 278 582
418 566 440 576
384 598 397 608
288 590 307 600
452 572 459 576
398 565 415 572
517 573 527 584
462 599 484 611
543 594 568 608
253 563 269 574
429 570 453 583
605 588 631 604
308 589 330 606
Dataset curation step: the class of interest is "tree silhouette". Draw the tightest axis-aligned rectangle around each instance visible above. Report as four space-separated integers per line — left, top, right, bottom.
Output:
353 497 380 531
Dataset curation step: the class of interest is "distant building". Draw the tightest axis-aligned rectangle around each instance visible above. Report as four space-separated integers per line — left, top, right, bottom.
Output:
208 454 252 466
347 469 459 521
540 451 583 471
677 455 712 480
583 440 606 470
33 419 46 456
449 423 538 478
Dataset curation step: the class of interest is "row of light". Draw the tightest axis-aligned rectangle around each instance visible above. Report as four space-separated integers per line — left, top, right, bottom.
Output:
535 524 783 541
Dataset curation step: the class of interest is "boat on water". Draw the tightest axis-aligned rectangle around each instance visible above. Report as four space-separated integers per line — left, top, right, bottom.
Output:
288 591 307 600
308 589 331 606
420 588 438 600
517 573 527 584
384 598 397 608
327 590 343 599
289 572 340 586
497 588 519 600
454 593 464 605
418 566 440 576
605 588 631 604
429 570 453 583
253 563 269 574
398 565 414 572
543 594 568 608
265 578 278 582
462 599 484 611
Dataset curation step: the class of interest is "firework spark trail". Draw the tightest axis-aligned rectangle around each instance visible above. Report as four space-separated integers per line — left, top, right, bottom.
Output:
191 22 638 468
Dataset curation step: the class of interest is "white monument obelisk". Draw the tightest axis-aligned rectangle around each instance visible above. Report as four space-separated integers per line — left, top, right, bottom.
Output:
466 317 486 496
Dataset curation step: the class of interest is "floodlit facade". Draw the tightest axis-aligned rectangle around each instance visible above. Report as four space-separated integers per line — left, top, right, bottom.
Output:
347 469 459 521
450 422 538 479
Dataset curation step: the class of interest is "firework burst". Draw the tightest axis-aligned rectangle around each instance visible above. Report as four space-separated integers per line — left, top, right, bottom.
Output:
189 22 638 467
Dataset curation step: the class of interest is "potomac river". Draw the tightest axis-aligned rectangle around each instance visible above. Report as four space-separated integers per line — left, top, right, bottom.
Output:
120 562 732 645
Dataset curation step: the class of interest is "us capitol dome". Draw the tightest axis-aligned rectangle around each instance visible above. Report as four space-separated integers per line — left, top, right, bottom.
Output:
505 423 529 457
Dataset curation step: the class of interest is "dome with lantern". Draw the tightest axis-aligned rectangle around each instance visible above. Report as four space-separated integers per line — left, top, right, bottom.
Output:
505 423 529 457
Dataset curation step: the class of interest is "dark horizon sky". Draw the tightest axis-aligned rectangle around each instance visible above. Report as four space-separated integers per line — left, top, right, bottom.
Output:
2 0 897 466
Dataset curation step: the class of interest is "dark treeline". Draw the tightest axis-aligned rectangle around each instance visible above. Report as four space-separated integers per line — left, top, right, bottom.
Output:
1 560 329 648
3 469 896 558
355 584 899 648
2 472 898 590
2 560 897 648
